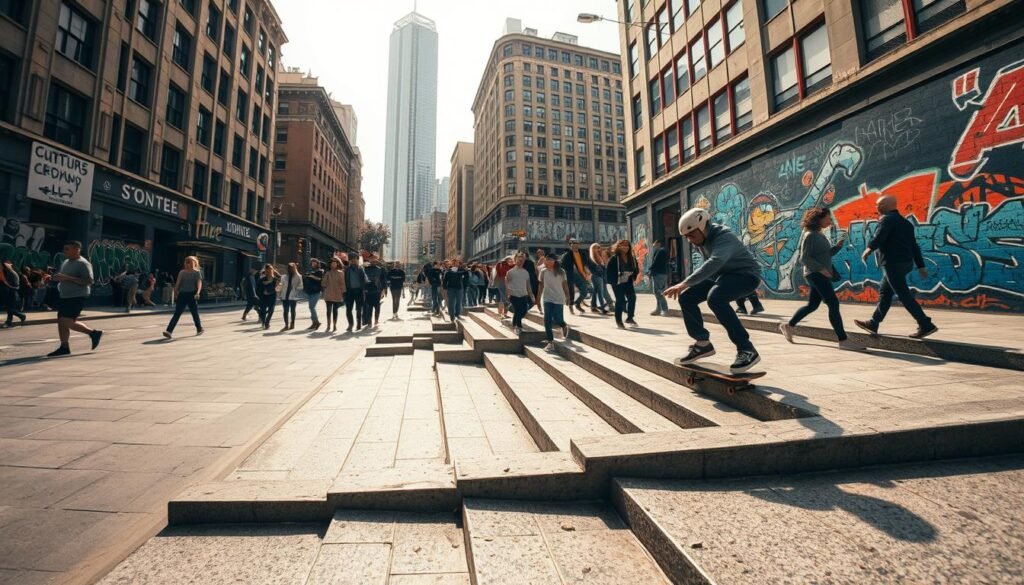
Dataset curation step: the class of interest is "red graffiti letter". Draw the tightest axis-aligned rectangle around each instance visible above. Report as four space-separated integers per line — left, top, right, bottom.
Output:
949 59 1024 181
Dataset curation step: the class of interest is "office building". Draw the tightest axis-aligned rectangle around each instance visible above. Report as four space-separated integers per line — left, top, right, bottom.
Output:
446 142 475 260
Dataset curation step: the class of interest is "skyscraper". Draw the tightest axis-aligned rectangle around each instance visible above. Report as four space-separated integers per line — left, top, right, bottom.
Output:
382 11 438 260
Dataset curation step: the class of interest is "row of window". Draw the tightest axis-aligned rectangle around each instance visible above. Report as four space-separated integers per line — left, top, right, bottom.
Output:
504 137 627 157
512 205 624 222
502 89 626 117
501 41 622 76
502 61 624 91
504 75 624 104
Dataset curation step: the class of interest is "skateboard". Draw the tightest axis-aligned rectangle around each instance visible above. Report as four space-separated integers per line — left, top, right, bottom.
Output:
673 361 766 394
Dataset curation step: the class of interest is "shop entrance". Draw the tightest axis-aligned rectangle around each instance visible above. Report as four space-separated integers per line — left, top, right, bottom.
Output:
655 202 683 285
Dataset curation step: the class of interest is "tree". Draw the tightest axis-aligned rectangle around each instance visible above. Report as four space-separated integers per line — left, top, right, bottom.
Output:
357 221 391 254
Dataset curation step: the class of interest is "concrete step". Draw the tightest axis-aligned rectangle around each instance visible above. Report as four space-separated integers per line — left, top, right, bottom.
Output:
463 498 671 585
459 317 521 353
328 463 457 511
431 315 457 332
468 310 516 339
484 307 547 344
484 353 620 452
365 343 414 357
524 346 681 434
435 362 539 462
413 330 463 344
550 338 759 429
375 335 413 344
433 342 481 364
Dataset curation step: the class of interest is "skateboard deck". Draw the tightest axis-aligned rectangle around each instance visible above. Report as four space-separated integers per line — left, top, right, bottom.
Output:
673 361 766 393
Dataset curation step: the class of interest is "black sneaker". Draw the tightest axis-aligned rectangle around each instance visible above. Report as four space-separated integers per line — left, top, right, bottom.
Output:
677 343 716 365
90 330 103 350
731 350 761 373
854 319 879 336
909 324 938 339
750 305 765 315
47 346 71 357
735 306 748 315
625 318 638 326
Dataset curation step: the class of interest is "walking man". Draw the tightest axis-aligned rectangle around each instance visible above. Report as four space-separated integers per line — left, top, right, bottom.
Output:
48 241 102 357
386 261 406 320
344 258 368 331
362 255 387 329
2 259 26 327
648 239 669 316
663 209 762 373
561 238 594 314
304 258 324 330
855 195 937 339
240 266 262 322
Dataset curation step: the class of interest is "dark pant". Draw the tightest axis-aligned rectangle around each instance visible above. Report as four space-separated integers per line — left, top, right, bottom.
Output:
543 301 565 342
260 295 276 327
510 295 530 328
568 271 590 306
362 291 381 325
325 301 342 326
871 263 932 328
447 287 463 319
242 297 262 320
679 273 759 352
3 290 25 325
282 300 298 326
612 281 636 324
430 285 441 312
736 293 763 310
166 291 201 333
345 290 363 328
390 288 402 314
790 272 847 341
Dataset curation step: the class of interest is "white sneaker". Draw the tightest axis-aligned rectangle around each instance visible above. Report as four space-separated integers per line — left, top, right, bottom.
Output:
838 339 867 351
544 342 555 351
779 323 794 343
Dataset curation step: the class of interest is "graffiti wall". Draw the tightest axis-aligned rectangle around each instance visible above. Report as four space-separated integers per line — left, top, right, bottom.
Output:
88 239 151 285
0 216 65 271
689 42 1024 312
629 212 651 292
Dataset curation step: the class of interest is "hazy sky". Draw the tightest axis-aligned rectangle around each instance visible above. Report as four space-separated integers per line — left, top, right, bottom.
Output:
273 0 622 222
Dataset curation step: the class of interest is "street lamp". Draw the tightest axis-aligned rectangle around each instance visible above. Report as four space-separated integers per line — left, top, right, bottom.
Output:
577 12 662 30
577 13 603 23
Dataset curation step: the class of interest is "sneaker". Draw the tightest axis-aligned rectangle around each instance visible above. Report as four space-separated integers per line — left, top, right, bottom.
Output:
909 324 938 340
543 341 555 352
677 343 716 364
196 329 204 336
514 326 522 335
590 306 599 314
730 350 761 373
735 306 748 315
625 318 638 326
47 346 71 357
346 326 353 332
838 339 866 351
263 324 270 331
854 319 879 336
751 305 765 315
162 331 172 339
568 306 575 315
779 323 795 343
561 324 569 339
649 309 662 316
280 325 290 332
616 321 625 329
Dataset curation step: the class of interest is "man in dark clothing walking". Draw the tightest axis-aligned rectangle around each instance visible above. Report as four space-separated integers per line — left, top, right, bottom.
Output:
647 239 669 316
521 250 539 309
561 238 594 314
343 259 367 331
240 266 263 322
386 262 406 320
855 195 937 339
362 256 387 328
426 262 443 315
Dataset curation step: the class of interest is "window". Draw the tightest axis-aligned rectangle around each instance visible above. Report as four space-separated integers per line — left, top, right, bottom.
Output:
121 123 145 173
267 45 276 69
129 55 152 106
251 105 261 136
632 94 643 130
771 45 799 110
645 22 658 58
248 146 257 178
667 126 680 171
246 190 256 218
206 1 221 40
232 134 243 168
197 107 211 146
681 117 695 161
236 88 248 122
243 6 253 35
258 29 266 54
696 103 711 152
555 206 574 220
653 134 665 178
656 7 670 45
764 0 787 21
240 44 251 78
44 84 88 150
223 23 235 57
662 66 675 106
229 182 240 215
707 18 725 69
172 24 192 70
135 0 160 40
2 0 28 24
635 148 645 188
801 25 832 95
672 0 684 31
914 0 966 35
528 205 549 218
675 51 690 95
160 144 181 189
209 171 222 207
264 79 274 105
725 2 745 51
57 3 96 69
213 119 225 155
192 162 207 201
274 154 286 170
165 83 187 130
690 35 706 81
649 78 661 115
686 0 701 14
179 0 196 15
201 53 216 93
713 91 732 141
733 77 752 132
217 69 230 105
116 43 130 91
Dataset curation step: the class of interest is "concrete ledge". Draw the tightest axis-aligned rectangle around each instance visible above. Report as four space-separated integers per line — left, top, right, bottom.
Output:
460 318 522 354
455 452 597 500
415 330 463 344
13 301 248 327
434 347 481 364
484 354 559 452
328 466 458 512
365 343 415 357
168 480 333 525
376 335 414 344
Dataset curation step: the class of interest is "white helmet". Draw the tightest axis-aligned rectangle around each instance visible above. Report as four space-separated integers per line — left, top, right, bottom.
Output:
678 208 709 236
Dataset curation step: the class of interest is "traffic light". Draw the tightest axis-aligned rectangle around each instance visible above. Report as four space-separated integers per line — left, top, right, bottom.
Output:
297 237 306 254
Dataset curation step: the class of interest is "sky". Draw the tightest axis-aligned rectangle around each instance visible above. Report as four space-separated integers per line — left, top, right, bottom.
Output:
273 0 622 222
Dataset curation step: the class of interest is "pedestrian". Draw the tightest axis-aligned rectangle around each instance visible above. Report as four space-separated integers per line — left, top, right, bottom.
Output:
162 255 204 339
47 241 102 356
735 293 765 315
648 239 670 316
588 244 611 315
258 264 280 330
561 238 594 314
663 209 762 373
506 252 535 335
494 256 514 319
606 239 639 328
120 270 139 313
534 249 547 315
280 262 304 331
322 257 346 332
344 258 367 331
522 250 539 310
467 264 482 307
855 195 938 339
538 255 571 351
2 259 27 327
443 259 466 321
386 261 406 320
240 266 261 321
141 271 157 306
781 207 864 351
427 262 442 315
303 258 324 330
362 255 386 329
43 267 59 310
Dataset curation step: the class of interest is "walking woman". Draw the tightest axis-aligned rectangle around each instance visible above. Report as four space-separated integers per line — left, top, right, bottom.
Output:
494 256 513 319
537 256 571 351
322 257 346 332
163 256 203 339
588 244 611 314
506 252 535 335
258 264 281 330
280 262 304 331
781 208 863 350
606 239 639 328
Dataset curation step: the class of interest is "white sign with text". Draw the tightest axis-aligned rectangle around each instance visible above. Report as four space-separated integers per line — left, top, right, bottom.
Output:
27 142 94 211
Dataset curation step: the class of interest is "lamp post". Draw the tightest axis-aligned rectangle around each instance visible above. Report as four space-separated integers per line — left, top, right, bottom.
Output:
577 12 664 30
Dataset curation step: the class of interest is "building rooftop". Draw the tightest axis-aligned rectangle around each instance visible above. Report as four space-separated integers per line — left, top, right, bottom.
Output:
394 11 437 33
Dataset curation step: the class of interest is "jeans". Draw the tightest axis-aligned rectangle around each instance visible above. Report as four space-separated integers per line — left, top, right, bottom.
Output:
736 293 763 311
260 295 276 327
591 275 608 310
543 301 565 342
390 287 402 314
447 287 463 320
790 272 847 341
307 292 321 324
430 285 441 312
510 295 530 328
362 290 381 325
612 281 636 324
871 263 933 328
568 272 591 306
652 273 669 313
345 290 363 328
494 284 508 307
467 285 478 307
678 273 759 352
282 300 298 326
167 291 202 333
242 297 262 321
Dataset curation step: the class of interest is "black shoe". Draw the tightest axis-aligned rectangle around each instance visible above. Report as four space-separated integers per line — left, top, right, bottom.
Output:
677 343 715 364
89 330 103 350
909 324 938 339
625 318 637 326
196 329 204 336
616 321 625 329
730 350 761 373
854 319 878 336
735 306 748 315
346 326 353 332
48 346 71 357
750 305 765 315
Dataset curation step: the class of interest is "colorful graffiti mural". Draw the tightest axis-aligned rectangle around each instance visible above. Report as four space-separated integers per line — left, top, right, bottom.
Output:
690 44 1024 311
629 213 651 292
0 216 64 271
88 239 151 285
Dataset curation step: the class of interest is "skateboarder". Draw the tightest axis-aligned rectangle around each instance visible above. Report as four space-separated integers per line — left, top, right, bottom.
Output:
663 209 762 373
854 195 938 339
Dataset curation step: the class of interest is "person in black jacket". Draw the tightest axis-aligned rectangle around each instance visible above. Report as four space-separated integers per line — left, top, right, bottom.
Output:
240 266 262 322
647 239 670 316
561 238 595 314
343 258 368 331
855 195 937 339
521 250 539 308
426 262 443 315
442 259 467 321
362 256 387 329
606 239 639 328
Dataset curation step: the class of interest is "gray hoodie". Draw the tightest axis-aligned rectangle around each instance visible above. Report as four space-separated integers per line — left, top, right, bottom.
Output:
683 224 761 286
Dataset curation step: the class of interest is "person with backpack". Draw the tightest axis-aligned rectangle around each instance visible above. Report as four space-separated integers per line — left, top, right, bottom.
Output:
344 258 368 331
362 255 387 329
442 259 467 321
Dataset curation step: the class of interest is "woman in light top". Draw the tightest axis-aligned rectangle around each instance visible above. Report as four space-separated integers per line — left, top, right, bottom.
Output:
537 256 571 351
280 262 304 331
163 256 203 339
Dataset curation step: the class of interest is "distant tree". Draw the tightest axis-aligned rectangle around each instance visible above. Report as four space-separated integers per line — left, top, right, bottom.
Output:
357 221 391 254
